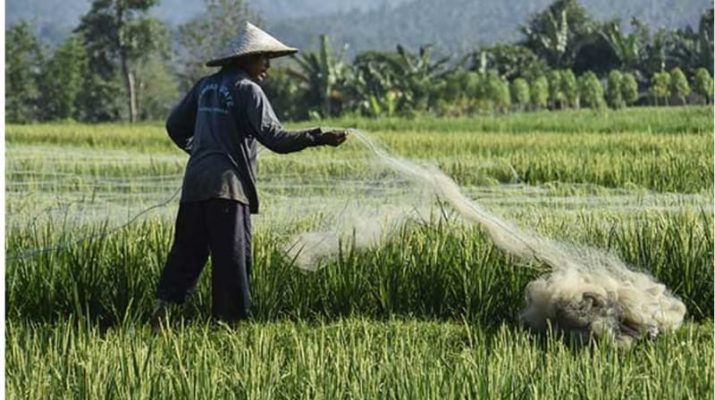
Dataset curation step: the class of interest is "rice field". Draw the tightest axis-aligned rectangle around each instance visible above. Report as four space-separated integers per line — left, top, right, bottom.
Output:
5 106 714 399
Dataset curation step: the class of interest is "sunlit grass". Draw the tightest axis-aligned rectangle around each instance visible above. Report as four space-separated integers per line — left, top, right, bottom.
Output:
5 106 713 398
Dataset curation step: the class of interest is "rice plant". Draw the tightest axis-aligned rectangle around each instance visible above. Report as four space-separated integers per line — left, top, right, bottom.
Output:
5 106 713 398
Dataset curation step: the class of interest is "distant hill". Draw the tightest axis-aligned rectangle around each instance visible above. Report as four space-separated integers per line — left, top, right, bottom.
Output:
268 0 712 57
248 0 411 21
6 0 204 45
6 0 710 53
5 0 408 45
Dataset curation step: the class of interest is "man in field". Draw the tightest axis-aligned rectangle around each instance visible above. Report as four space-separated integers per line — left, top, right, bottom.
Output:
151 22 347 330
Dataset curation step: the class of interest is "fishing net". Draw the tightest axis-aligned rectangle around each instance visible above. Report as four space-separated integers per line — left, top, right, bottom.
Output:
284 130 689 348
7 129 696 347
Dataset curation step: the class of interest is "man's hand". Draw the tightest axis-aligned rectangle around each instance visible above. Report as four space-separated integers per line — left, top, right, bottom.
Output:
317 130 348 147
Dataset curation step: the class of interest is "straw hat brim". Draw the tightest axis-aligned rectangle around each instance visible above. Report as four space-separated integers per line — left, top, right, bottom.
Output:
206 49 298 67
205 22 299 67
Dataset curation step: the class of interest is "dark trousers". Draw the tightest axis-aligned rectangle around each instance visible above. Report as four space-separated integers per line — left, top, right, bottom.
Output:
156 199 252 322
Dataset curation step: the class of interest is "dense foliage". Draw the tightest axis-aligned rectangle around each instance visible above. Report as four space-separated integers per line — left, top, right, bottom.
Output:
6 1 713 123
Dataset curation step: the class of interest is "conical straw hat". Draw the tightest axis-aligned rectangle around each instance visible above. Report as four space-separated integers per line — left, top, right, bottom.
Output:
206 22 298 67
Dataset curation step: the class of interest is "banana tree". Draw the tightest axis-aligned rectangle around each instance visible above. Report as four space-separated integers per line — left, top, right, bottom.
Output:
399 44 452 103
469 44 547 81
599 21 643 73
668 8 714 76
286 35 349 118
348 45 451 116
520 0 592 69
379 44 451 112
526 9 569 67
350 53 402 117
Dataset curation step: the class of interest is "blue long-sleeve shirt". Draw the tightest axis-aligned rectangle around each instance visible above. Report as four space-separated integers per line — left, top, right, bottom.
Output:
166 66 320 213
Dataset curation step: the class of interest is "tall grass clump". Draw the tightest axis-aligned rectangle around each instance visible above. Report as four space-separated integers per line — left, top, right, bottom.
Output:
6 318 713 399
7 208 712 325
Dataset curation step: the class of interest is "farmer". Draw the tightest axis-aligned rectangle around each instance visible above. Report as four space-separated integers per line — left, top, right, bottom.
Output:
151 22 347 329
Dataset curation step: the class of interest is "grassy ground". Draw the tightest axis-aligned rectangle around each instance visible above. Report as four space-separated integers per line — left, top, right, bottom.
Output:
5 107 714 398
6 319 712 399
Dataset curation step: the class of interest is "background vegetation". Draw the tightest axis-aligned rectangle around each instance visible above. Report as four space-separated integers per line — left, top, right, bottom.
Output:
5 0 714 397
7 0 709 54
6 0 714 123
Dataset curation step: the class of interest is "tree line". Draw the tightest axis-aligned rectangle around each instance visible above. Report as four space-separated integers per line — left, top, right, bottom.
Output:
5 0 714 124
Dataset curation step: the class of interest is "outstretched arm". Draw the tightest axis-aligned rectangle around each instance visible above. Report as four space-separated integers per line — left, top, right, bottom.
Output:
244 84 346 153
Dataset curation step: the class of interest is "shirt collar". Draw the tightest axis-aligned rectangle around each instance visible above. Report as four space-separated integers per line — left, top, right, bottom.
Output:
221 64 251 79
